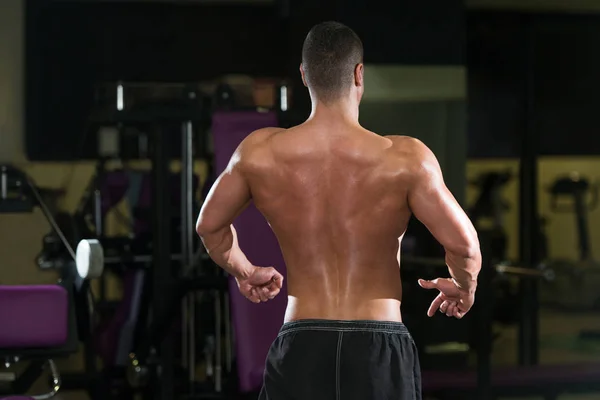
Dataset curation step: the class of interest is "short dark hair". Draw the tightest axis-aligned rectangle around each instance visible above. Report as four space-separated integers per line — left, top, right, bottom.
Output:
302 21 363 102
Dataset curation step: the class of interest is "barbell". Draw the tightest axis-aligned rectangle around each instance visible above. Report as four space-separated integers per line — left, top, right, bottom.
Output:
402 256 554 282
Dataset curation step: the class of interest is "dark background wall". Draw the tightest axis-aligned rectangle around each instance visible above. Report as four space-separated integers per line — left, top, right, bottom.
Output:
468 11 600 158
20 1 600 160
338 1 465 65
25 0 466 160
25 1 287 160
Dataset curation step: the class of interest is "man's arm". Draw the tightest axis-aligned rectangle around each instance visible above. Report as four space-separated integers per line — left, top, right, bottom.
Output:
196 143 254 281
406 140 481 294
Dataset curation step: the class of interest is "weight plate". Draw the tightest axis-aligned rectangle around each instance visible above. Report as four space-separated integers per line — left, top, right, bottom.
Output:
76 239 104 279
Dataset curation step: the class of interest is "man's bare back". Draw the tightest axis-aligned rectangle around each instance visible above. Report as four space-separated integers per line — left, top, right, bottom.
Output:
239 123 416 322
198 119 480 321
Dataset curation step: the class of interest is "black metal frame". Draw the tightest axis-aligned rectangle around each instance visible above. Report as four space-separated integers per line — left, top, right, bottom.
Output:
151 120 175 400
517 13 540 367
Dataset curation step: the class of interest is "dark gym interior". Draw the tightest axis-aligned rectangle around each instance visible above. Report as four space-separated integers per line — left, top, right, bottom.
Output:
1 0 599 399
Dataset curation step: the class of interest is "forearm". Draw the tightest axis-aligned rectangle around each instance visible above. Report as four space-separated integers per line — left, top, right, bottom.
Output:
445 247 481 294
198 225 255 280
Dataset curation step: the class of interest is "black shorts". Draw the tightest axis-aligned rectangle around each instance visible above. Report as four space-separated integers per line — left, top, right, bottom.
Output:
259 319 422 400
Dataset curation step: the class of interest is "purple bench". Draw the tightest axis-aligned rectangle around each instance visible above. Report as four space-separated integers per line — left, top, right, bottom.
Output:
0 285 68 349
212 110 288 393
0 285 75 399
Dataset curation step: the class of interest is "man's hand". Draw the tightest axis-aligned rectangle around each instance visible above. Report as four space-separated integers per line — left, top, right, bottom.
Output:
418 278 475 319
237 266 284 303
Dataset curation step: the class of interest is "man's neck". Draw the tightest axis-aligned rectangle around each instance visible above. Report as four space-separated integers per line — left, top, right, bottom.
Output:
307 97 360 126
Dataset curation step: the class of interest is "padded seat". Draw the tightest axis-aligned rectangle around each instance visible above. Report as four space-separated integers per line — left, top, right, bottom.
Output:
0 285 68 348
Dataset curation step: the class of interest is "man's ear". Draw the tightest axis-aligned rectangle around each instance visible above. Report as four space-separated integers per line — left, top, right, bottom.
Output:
300 64 308 87
354 63 364 87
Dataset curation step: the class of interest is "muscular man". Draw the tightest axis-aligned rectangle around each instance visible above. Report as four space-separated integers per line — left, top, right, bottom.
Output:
197 21 481 400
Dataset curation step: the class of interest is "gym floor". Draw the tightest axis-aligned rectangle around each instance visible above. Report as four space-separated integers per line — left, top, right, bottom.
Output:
33 306 597 400
489 307 600 400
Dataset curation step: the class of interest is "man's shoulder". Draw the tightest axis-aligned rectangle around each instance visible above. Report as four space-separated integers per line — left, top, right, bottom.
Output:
235 127 286 169
245 127 286 143
238 127 285 153
379 135 441 185
384 134 424 148
383 135 432 159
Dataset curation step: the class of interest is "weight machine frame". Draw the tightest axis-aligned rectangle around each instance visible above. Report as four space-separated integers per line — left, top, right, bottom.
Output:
87 89 231 400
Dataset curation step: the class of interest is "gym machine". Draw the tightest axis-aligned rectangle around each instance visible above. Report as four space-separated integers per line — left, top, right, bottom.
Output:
545 174 600 341
0 165 105 400
466 170 550 326
0 165 105 283
468 171 519 326
469 170 512 261
83 82 235 400
468 170 549 264
540 174 600 311
548 174 597 263
10 82 232 399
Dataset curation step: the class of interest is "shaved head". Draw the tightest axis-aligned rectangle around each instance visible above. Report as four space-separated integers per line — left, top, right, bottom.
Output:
302 21 364 103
